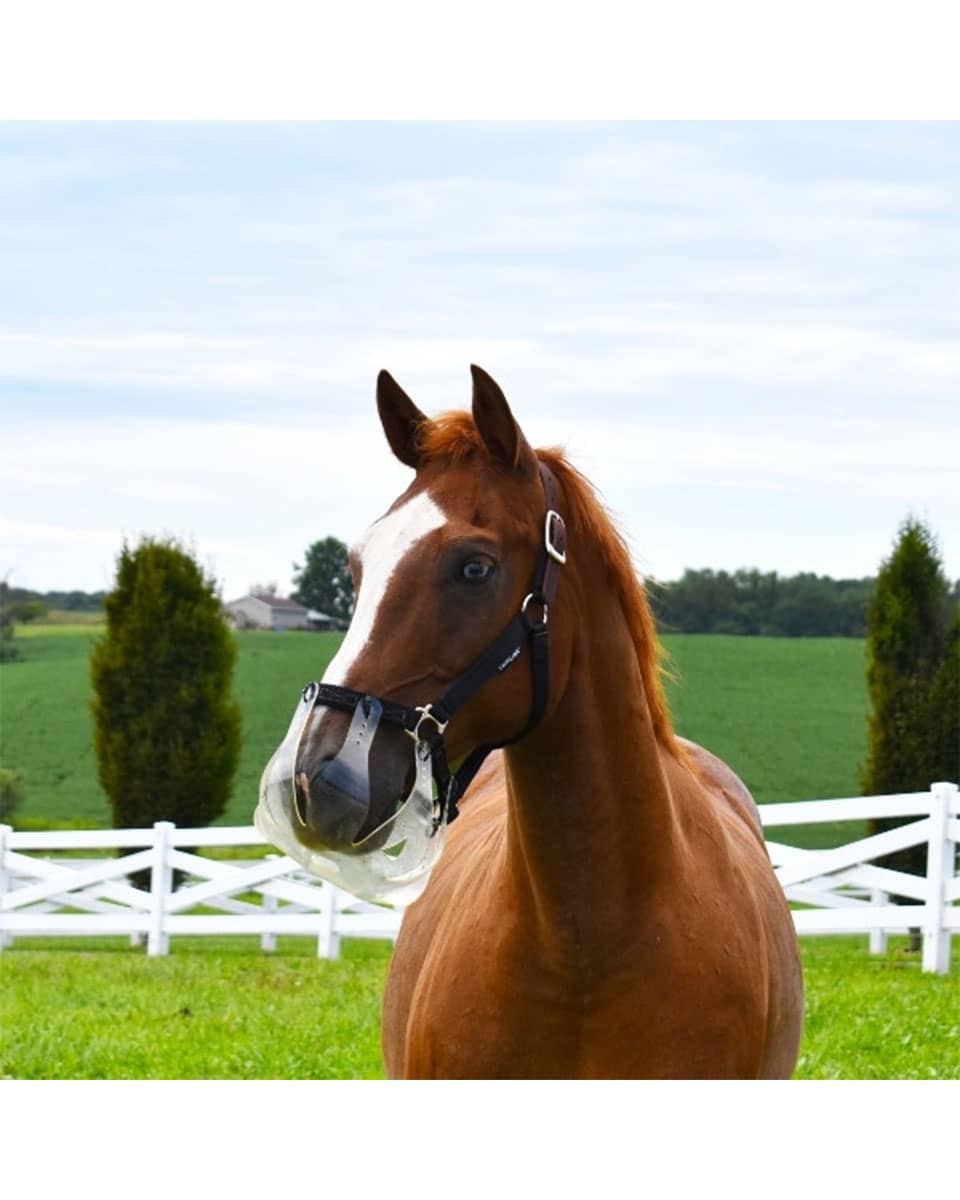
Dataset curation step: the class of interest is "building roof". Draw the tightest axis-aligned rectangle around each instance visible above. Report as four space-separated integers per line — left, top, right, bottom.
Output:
227 593 308 613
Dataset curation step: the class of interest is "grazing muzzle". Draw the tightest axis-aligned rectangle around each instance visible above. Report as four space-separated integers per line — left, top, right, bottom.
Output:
256 686 443 906
255 462 567 907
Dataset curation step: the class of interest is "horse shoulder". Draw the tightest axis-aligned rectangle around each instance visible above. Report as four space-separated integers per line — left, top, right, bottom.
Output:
676 736 766 848
668 739 804 1077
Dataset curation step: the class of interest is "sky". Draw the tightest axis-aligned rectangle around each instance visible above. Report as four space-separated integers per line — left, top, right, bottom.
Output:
1 120 958 601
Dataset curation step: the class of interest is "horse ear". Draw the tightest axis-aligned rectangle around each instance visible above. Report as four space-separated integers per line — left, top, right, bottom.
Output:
470 365 536 475
377 370 429 469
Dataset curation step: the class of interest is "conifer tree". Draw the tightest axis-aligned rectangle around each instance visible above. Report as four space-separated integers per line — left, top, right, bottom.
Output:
91 538 242 830
925 604 959 786
862 517 957 878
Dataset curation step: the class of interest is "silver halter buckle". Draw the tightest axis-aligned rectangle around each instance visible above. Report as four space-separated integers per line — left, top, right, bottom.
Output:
545 510 567 564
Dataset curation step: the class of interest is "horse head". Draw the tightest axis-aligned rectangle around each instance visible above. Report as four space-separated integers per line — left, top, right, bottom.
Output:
283 365 575 863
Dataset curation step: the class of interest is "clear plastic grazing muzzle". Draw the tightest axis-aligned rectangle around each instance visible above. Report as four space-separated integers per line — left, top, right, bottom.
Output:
255 683 446 907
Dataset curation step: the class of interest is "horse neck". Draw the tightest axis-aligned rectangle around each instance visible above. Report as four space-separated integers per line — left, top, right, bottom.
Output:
501 560 684 943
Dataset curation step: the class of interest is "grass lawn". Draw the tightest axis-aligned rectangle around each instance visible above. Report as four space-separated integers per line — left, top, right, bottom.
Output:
0 937 391 1080
2 627 868 848
1 935 956 1079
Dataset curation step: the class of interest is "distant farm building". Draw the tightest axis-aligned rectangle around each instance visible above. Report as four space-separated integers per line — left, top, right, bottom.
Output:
225 593 311 631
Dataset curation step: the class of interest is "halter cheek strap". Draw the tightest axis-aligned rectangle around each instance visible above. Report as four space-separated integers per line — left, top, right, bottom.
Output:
309 461 567 827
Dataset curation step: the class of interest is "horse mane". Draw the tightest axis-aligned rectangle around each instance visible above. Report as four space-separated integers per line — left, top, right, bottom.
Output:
418 412 684 763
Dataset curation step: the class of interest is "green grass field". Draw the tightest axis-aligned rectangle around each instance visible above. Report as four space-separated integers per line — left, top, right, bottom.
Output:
1 626 869 847
3 627 956 1082
0 624 344 829
1 935 956 1079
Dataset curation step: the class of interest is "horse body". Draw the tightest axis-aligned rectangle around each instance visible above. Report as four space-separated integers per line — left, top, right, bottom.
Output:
274 364 803 1078
383 531 803 1078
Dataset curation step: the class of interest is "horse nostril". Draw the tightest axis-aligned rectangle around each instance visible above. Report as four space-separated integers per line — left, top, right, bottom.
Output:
294 772 310 827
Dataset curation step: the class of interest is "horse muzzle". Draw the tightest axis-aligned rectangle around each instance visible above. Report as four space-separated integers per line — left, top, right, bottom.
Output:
291 696 386 850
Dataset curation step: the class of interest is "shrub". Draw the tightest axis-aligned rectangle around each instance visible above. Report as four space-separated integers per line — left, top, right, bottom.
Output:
0 768 27 823
90 538 242 830
0 611 19 662
6 599 49 623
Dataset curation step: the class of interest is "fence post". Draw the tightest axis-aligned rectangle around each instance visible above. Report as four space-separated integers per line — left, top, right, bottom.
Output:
124 863 145 947
0 824 12 951
868 890 888 956
317 881 340 960
261 855 278 953
922 783 954 974
148 821 174 957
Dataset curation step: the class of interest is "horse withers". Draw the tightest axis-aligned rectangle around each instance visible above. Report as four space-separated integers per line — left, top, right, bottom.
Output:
261 366 804 1078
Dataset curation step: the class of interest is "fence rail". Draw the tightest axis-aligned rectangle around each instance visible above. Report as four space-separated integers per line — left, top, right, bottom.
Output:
760 780 959 974
2 781 957 971
0 823 402 959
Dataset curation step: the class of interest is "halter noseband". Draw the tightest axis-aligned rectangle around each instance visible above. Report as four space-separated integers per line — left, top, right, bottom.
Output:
305 462 567 829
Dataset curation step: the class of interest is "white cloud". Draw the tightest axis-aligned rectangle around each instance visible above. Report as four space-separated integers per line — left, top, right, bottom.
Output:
2 123 958 593
3 402 957 598
0 146 180 195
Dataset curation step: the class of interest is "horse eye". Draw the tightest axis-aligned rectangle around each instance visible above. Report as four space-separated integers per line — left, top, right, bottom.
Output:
460 559 494 584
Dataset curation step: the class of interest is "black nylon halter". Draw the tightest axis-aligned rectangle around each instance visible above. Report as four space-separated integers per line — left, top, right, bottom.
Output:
307 462 567 828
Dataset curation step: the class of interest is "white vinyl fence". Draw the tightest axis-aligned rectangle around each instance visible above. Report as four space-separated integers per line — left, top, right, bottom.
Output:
0 823 401 959
1 781 957 971
761 781 959 974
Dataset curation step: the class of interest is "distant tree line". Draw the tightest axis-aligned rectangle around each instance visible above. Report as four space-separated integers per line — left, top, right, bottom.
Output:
648 568 959 638
7 564 959 642
0 583 107 612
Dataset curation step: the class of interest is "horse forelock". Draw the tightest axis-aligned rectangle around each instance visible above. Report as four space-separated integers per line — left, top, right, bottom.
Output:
416 410 487 464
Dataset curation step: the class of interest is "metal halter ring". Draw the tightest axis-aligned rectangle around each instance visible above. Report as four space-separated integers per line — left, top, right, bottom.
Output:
407 704 449 743
521 592 549 626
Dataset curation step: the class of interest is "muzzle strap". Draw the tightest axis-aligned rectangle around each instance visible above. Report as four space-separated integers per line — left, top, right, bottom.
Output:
310 683 421 735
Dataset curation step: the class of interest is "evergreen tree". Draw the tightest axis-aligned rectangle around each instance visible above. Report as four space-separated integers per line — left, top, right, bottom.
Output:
292 536 355 623
91 538 242 830
925 605 959 785
862 517 956 879
0 576 21 662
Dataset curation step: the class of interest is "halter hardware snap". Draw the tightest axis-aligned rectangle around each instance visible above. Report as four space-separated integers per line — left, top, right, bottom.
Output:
521 592 549 626
407 704 449 743
544 510 567 565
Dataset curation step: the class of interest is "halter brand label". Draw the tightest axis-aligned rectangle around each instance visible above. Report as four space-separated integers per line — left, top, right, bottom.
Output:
497 647 521 673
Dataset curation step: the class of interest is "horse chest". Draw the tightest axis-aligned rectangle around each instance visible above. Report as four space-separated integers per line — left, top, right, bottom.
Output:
395 930 594 1079
387 877 780 1079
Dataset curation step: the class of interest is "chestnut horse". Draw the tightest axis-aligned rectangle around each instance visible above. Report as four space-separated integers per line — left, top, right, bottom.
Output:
291 366 803 1078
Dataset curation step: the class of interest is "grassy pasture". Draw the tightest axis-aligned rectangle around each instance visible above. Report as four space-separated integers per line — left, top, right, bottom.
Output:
1 935 956 1079
0 625 343 829
3 628 955 1083
1 626 868 847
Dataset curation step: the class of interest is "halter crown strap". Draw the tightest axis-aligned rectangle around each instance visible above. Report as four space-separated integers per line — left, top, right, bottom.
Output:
425 462 565 818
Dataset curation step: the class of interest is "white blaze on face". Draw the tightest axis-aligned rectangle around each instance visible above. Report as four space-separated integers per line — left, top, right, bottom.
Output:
322 490 446 687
